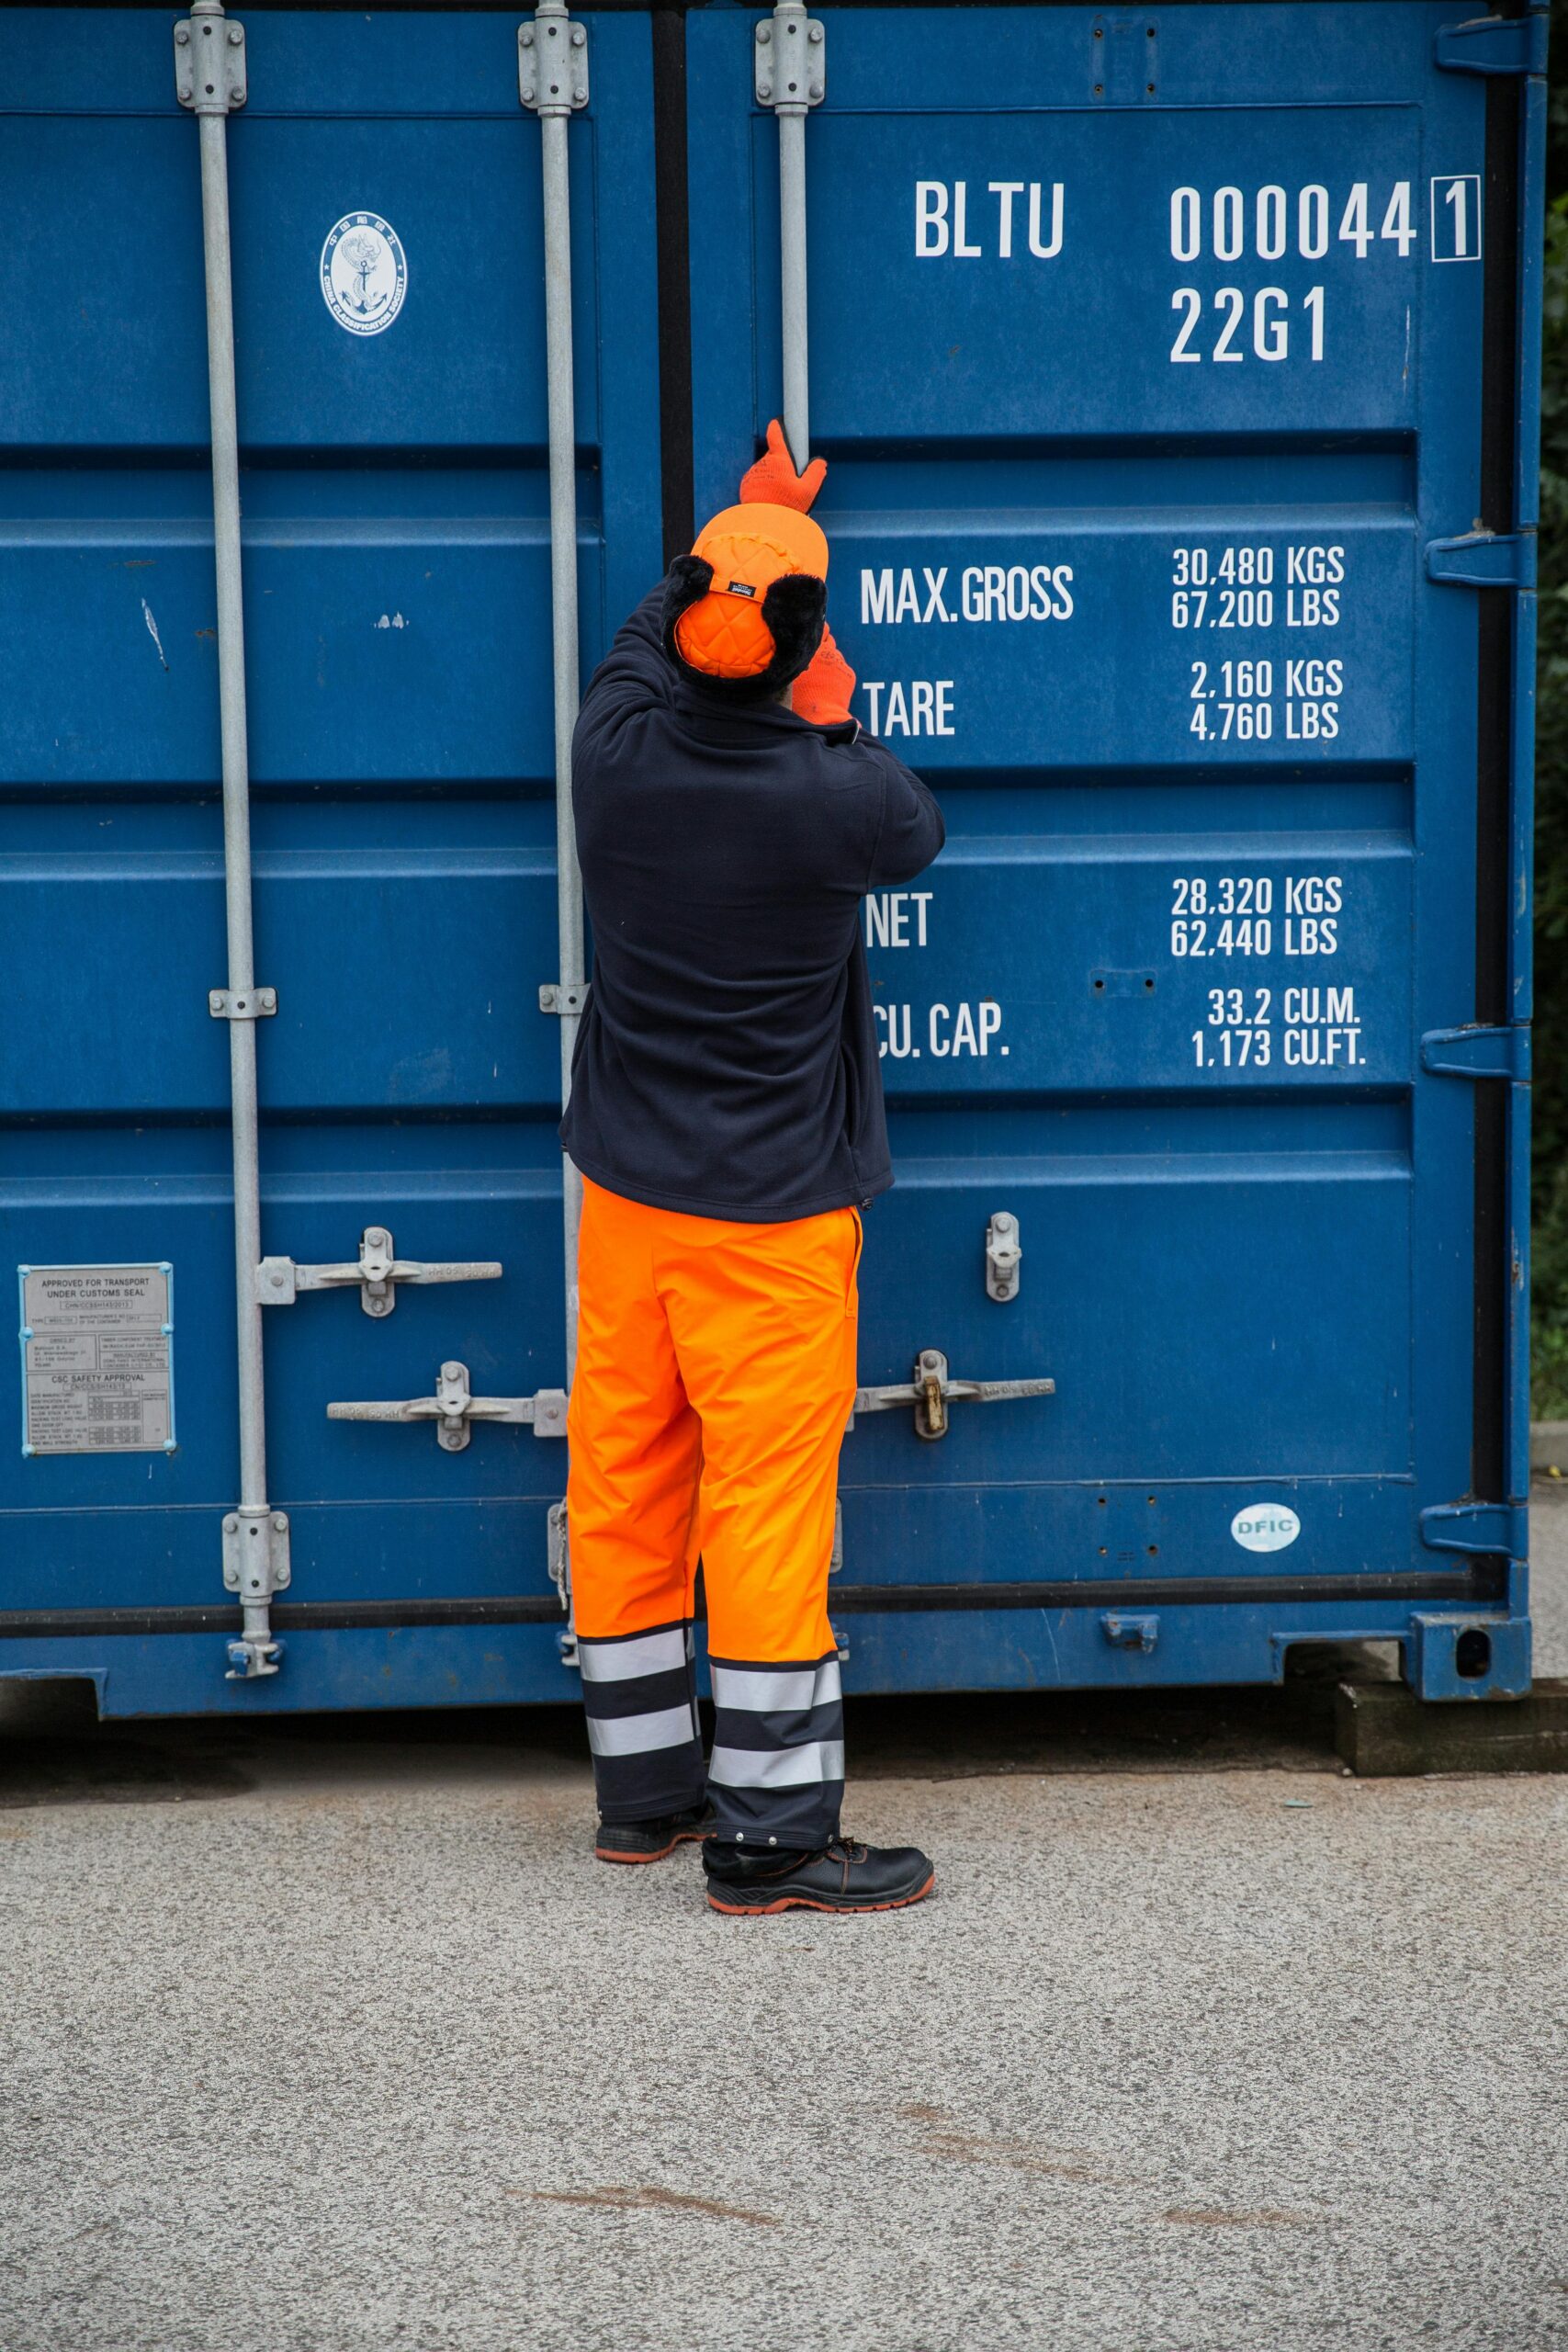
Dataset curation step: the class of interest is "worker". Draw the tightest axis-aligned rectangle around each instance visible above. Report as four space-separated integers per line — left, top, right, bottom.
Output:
561 422 944 1917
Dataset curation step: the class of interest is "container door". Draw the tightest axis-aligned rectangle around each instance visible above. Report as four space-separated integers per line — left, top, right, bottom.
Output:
0 9 661 1712
687 3 1534 1691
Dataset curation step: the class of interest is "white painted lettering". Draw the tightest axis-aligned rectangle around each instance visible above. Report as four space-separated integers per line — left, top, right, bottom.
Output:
953 181 981 259
989 180 1024 258
1028 182 1064 259
915 181 949 257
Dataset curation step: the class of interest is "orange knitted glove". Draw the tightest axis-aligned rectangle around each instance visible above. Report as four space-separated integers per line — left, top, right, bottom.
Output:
792 626 856 727
739 417 827 514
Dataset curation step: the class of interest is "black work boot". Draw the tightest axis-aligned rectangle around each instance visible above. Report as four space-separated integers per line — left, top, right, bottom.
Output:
594 1803 715 1865
704 1835 934 1916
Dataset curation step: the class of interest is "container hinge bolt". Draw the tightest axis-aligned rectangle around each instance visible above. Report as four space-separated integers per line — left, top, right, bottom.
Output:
755 5 826 112
1419 1500 1529 1558
848 1349 1055 1441
1434 12 1549 77
175 5 247 114
209 987 276 1021
520 6 590 114
1425 532 1536 590
257 1227 502 1317
986 1211 1022 1302
327 1361 569 1450
1420 1025 1531 1083
538 983 589 1014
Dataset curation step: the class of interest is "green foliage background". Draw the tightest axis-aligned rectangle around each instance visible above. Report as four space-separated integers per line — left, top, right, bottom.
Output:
1536 21 1568 1412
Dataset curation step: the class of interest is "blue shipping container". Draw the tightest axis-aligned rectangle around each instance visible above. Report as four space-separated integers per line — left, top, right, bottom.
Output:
0 2 1544 1714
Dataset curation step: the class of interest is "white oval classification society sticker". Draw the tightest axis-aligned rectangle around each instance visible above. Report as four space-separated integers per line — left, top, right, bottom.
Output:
1230 1501 1302 1554
321 213 407 336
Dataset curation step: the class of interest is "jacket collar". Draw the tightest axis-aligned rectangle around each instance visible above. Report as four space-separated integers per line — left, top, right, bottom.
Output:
670 676 859 749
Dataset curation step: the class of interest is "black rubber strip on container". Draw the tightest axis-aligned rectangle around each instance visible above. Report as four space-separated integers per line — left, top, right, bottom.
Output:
0 1570 1493 1642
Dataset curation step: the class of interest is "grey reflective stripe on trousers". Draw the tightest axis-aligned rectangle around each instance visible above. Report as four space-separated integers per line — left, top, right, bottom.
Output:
579 1624 693 1683
586 1702 700 1758
710 1658 840 1714
708 1738 846 1790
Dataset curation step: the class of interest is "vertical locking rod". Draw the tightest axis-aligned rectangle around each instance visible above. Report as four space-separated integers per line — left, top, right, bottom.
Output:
526 0 589 1380
177 1 286 1678
757 0 824 469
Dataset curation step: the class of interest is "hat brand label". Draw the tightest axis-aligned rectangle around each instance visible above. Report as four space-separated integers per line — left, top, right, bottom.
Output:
727 580 757 597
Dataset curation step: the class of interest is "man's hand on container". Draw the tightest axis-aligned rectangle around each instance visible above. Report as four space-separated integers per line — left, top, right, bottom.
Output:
793 626 856 728
739 417 827 513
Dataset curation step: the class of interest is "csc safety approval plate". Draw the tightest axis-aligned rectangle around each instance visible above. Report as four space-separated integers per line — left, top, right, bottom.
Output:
18 1264 175 1456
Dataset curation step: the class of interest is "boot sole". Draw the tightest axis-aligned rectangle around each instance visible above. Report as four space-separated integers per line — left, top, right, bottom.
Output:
595 1826 709 1865
706 1869 935 1917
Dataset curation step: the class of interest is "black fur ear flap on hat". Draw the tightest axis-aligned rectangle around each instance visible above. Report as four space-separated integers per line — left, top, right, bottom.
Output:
660 553 715 663
758 571 827 685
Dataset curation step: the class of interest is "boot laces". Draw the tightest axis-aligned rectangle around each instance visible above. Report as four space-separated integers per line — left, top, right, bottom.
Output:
826 1836 868 1866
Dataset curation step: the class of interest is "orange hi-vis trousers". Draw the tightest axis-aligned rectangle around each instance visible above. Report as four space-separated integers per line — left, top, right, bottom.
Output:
567 1175 862 1849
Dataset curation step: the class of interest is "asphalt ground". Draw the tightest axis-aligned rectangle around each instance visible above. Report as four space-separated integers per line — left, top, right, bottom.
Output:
3 1493 1566 2352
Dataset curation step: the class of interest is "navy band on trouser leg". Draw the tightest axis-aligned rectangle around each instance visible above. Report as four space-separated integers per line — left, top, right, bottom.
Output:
705 1654 845 1849
578 1622 706 1823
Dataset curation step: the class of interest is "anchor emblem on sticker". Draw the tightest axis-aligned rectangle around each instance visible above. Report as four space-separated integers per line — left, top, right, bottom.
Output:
320 212 408 337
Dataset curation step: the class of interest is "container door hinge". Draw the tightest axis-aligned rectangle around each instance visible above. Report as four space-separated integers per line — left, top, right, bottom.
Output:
1425 532 1537 590
755 6 825 112
1434 12 1550 77
327 1360 568 1450
175 7 247 113
519 8 589 114
848 1349 1055 1442
1419 1500 1528 1558
538 983 588 1014
222 1507 290 1679
257 1226 502 1317
1421 1024 1531 1082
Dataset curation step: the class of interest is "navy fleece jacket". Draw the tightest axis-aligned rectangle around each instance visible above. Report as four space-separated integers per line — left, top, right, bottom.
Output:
559 582 944 1222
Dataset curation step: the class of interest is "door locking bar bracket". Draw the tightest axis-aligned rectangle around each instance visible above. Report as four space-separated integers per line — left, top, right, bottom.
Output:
849 1348 1055 1442
755 5 826 111
547 1499 578 1668
175 8 247 112
209 986 276 1020
986 1210 1021 1302
519 7 589 113
1101 1611 1159 1654
222 1507 289 1679
538 983 588 1014
256 1226 502 1317
327 1360 569 1450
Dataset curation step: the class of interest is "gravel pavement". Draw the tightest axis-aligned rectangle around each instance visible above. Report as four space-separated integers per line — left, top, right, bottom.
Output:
3 1492 1566 2352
